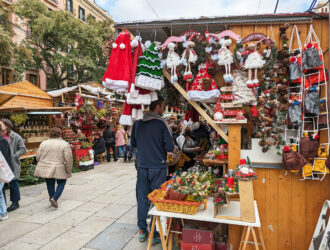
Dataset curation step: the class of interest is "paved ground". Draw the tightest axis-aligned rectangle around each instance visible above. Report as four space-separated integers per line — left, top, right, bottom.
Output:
0 161 165 250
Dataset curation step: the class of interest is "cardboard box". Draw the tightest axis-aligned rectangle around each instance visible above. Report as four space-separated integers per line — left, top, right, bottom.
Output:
181 241 215 250
182 228 214 245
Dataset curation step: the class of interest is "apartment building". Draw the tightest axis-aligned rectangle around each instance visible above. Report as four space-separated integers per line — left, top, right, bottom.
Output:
314 1 329 13
0 0 111 90
64 0 111 22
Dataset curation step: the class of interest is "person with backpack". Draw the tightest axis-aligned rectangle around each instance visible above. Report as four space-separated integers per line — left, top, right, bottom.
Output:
103 124 118 162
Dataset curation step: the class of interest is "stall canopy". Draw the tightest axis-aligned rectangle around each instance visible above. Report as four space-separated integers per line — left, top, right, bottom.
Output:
0 81 73 112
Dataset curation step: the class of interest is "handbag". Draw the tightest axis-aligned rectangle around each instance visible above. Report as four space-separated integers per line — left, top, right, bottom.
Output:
0 151 15 183
305 90 320 116
288 102 302 127
302 44 322 70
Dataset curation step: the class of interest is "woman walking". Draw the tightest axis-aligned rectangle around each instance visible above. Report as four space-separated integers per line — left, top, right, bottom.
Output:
34 127 73 208
0 125 13 221
116 125 126 158
0 119 26 212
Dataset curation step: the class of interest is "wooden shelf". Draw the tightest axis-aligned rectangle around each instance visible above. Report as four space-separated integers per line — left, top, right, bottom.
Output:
200 158 228 165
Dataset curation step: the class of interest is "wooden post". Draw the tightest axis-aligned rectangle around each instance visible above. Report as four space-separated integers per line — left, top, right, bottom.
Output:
163 69 228 142
228 124 241 170
238 180 256 222
78 85 82 95
61 93 64 103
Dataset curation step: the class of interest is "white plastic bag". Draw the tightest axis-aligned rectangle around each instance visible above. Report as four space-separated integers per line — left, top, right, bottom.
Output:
0 151 15 183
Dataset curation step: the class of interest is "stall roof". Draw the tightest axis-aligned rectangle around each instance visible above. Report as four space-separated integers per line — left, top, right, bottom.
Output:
0 81 53 100
0 106 73 112
115 13 328 42
47 83 114 98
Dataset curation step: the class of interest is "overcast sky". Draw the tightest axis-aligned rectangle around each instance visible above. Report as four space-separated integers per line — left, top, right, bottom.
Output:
95 0 312 22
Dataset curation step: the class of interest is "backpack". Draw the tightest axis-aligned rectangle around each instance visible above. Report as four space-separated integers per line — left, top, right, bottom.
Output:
300 136 320 159
282 147 306 171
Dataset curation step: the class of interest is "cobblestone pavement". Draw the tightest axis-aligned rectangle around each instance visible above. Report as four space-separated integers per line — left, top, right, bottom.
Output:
0 161 167 250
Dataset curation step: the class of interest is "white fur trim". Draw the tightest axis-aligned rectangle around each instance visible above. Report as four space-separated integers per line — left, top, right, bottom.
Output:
150 91 158 101
130 84 138 98
120 43 125 49
119 114 133 126
187 89 220 103
131 39 138 48
126 92 153 105
103 78 129 90
135 74 164 91
112 43 117 48
244 51 265 69
135 35 141 41
145 40 151 49
132 108 143 120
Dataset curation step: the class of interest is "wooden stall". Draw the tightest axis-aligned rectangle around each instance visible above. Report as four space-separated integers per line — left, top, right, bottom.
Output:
0 81 72 151
116 13 329 249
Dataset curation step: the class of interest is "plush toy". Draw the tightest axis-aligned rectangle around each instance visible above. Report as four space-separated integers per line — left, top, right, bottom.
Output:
214 97 224 122
181 36 198 82
166 42 181 84
243 43 265 88
218 38 234 83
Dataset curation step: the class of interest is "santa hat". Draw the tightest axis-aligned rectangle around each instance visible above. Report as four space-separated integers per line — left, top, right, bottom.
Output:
135 42 164 91
119 101 133 126
283 146 291 152
187 68 220 103
214 97 224 122
126 40 158 105
103 31 132 93
184 108 200 129
312 134 319 140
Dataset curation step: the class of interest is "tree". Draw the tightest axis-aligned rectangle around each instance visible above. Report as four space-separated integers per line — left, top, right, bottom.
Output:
13 0 114 89
0 2 14 65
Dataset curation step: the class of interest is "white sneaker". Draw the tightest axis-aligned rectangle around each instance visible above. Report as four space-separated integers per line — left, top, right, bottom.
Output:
0 215 8 221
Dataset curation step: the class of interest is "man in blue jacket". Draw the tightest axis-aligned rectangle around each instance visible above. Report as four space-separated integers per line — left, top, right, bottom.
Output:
131 96 175 243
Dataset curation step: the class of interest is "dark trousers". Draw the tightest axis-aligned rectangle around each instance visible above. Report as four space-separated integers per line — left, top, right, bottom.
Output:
2 179 21 204
124 144 134 159
94 150 105 162
45 178 66 201
137 167 166 231
105 143 117 162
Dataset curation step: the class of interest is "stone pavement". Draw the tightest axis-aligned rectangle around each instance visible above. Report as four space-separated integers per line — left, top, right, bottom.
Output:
0 161 169 250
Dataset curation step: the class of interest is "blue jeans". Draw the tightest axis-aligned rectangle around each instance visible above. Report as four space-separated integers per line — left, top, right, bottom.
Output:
0 183 7 217
45 179 66 201
137 167 167 232
117 146 124 158
124 144 134 158
2 179 20 203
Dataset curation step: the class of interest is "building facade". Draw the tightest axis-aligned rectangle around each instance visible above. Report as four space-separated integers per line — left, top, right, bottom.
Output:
63 0 111 22
314 1 329 13
0 0 111 90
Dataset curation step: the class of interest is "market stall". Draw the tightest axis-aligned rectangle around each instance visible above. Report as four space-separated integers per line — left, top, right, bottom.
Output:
108 12 329 249
0 81 73 153
47 82 123 169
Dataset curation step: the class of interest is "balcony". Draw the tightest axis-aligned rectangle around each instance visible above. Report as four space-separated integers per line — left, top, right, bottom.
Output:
44 0 58 7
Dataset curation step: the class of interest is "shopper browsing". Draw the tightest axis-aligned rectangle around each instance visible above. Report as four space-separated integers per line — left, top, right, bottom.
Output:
131 96 176 244
34 127 73 208
116 125 126 158
92 132 106 165
103 124 118 162
0 119 26 212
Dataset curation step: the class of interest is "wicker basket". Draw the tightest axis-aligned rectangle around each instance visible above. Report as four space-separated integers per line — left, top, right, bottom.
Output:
148 189 202 215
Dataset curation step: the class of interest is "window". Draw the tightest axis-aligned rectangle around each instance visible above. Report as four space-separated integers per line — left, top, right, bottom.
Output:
26 73 39 87
78 6 85 21
0 68 12 86
66 0 73 13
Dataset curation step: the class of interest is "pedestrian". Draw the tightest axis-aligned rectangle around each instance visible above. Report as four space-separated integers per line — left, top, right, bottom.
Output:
0 125 13 221
34 127 73 208
123 126 133 162
103 124 118 162
179 127 201 171
92 132 106 165
131 96 176 244
116 125 126 158
0 118 26 212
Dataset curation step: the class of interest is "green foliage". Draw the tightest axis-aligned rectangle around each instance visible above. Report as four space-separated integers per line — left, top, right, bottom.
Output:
19 158 44 186
10 113 28 126
9 0 114 88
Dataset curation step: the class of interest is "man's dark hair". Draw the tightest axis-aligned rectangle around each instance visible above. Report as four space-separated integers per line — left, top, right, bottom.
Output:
1 118 13 133
149 96 164 111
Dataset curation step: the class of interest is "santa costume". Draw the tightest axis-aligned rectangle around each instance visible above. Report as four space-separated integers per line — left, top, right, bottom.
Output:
103 31 132 94
119 101 133 126
187 66 220 103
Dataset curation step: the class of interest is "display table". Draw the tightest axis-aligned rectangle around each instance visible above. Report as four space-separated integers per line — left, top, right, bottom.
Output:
147 199 265 250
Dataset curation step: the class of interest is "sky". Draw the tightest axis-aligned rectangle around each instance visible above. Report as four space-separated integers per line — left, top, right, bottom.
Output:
95 0 312 22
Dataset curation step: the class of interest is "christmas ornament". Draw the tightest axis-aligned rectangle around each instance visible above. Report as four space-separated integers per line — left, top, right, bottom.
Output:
218 38 234 83
243 43 265 88
166 42 181 84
